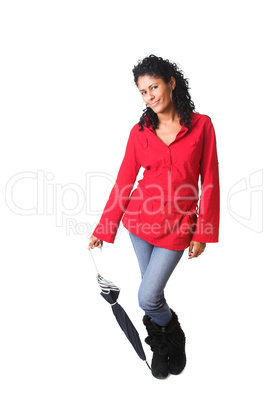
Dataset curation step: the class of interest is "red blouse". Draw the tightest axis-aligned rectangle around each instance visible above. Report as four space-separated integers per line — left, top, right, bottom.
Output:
92 112 220 251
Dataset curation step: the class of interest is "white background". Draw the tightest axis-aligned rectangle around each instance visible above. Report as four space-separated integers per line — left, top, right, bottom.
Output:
1 0 267 401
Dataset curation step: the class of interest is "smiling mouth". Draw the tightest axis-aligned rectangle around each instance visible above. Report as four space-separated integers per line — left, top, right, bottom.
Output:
149 99 160 107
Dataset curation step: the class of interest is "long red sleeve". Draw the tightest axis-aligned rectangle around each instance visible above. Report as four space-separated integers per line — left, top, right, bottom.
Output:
92 127 141 243
191 117 220 243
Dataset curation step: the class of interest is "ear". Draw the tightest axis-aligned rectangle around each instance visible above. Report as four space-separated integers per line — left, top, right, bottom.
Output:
170 76 176 91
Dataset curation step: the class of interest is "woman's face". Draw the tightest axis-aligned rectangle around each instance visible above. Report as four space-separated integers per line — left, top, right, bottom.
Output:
137 74 175 113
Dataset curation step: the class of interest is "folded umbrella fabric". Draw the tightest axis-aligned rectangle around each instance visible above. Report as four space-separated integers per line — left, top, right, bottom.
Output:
89 249 150 369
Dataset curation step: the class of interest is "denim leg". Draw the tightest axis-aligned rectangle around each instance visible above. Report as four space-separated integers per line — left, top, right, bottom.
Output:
129 231 184 326
129 231 154 277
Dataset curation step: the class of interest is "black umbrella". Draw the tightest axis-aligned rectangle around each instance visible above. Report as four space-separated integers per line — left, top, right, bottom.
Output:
88 249 150 369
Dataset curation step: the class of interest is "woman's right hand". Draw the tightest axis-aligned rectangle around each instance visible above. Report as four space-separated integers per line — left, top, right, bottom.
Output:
88 235 103 250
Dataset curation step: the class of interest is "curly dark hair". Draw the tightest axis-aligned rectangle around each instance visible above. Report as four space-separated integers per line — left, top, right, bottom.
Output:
132 54 196 131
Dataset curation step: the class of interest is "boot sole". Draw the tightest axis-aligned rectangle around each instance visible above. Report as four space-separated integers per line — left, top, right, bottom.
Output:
153 372 169 379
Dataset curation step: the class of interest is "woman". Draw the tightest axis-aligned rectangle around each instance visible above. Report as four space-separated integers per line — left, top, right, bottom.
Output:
88 54 220 379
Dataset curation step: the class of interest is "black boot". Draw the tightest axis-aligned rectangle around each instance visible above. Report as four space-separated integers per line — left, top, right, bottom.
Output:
143 315 169 379
165 310 186 375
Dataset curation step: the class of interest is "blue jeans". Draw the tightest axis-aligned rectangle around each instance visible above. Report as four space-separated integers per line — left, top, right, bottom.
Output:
128 231 185 326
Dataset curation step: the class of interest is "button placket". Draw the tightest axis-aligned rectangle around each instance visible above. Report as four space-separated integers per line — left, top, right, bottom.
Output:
167 147 172 172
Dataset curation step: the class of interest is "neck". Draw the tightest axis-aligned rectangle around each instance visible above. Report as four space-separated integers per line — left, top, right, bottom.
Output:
157 104 180 126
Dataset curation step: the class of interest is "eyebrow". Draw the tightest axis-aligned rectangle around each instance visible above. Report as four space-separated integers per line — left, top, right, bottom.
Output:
139 82 158 92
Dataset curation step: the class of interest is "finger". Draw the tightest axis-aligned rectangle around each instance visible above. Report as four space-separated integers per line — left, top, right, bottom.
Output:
188 250 196 259
189 251 198 259
188 243 195 259
88 239 97 249
188 241 194 256
93 239 103 249
189 245 200 259
88 236 94 249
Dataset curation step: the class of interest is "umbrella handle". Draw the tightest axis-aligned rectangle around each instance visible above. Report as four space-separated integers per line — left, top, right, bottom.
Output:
88 248 101 277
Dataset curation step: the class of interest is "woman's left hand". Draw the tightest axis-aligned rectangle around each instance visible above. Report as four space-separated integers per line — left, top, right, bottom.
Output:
188 241 206 259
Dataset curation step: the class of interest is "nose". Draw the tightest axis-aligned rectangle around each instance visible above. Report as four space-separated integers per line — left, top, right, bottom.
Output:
146 90 154 102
